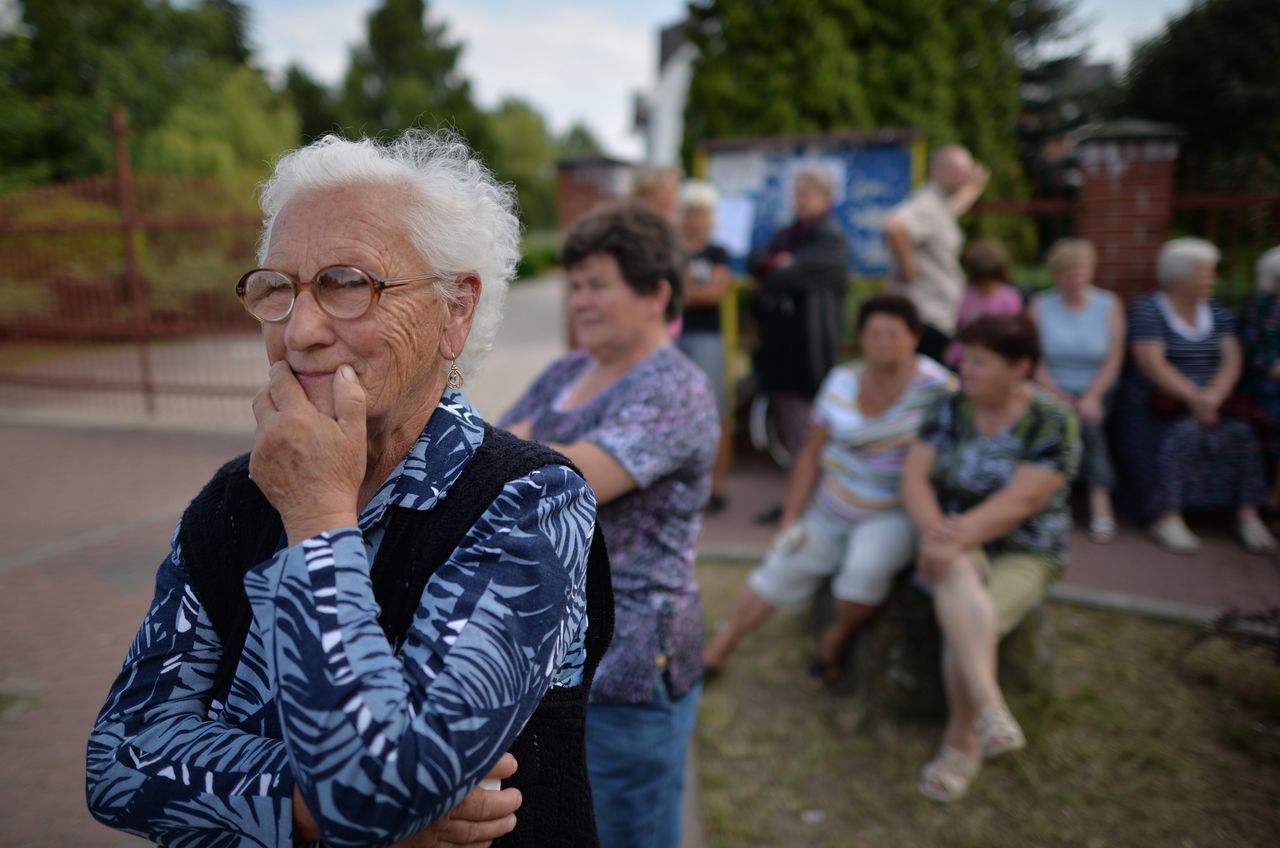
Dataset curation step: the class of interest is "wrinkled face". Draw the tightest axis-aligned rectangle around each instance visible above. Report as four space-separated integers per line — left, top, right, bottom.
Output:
567 252 667 357
1172 260 1218 301
681 205 713 245
1053 261 1094 296
794 177 831 221
859 313 918 369
259 184 449 427
960 344 1027 403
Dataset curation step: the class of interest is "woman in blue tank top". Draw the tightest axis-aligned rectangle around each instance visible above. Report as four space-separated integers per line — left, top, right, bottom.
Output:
1028 239 1125 543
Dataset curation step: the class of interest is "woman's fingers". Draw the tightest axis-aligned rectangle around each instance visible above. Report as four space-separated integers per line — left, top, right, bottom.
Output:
251 383 276 425
267 360 308 411
333 365 368 437
484 753 518 782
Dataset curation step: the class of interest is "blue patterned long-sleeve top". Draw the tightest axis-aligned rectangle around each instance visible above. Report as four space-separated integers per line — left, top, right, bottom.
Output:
86 391 594 847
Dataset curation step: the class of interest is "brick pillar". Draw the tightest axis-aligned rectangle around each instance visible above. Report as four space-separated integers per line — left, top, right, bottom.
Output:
556 157 634 235
1073 121 1183 304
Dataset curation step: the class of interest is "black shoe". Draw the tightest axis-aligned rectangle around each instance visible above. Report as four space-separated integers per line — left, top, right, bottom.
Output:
705 493 729 515
754 504 782 525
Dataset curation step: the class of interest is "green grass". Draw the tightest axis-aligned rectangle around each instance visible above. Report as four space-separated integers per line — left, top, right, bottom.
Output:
695 560 1280 848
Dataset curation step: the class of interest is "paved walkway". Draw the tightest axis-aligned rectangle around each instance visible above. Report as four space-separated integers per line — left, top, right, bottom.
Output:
699 457 1280 621
1 272 1276 846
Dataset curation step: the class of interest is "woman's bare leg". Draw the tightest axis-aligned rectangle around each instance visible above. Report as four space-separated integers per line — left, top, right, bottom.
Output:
702 587 778 674
817 600 876 675
939 643 981 759
930 553 1004 714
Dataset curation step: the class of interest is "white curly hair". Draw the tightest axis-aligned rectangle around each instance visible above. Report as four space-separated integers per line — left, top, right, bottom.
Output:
256 131 521 376
1156 237 1220 289
1256 246 1280 295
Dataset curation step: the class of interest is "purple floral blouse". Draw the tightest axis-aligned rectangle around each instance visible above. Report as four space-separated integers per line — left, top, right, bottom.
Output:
502 346 719 704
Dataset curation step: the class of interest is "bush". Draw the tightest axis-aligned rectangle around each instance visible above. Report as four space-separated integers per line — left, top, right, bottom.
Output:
515 232 560 281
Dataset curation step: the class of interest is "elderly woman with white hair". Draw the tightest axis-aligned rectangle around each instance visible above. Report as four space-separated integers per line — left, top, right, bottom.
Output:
1116 237 1275 554
749 166 851 458
677 179 734 510
1240 246 1280 510
86 132 611 847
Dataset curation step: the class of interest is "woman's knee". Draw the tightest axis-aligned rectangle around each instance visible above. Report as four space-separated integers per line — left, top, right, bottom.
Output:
925 551 984 592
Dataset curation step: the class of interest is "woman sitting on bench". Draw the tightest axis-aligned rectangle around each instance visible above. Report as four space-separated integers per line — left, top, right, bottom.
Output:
900 314 1080 803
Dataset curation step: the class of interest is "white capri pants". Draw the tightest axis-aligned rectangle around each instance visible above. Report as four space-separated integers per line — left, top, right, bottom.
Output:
748 508 917 608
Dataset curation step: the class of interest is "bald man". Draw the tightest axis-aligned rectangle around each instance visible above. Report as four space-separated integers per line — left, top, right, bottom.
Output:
883 145 989 362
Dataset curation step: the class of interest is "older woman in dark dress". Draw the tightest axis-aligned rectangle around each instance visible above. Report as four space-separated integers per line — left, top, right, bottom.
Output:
1240 246 1280 511
1115 238 1275 554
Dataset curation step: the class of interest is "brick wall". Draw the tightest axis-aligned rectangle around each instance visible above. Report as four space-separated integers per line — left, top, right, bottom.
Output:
1074 128 1181 304
556 160 634 234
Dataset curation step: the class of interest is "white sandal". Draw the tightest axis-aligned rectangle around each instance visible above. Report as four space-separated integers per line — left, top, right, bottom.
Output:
975 704 1026 759
918 745 980 803
1239 516 1278 554
1088 515 1117 544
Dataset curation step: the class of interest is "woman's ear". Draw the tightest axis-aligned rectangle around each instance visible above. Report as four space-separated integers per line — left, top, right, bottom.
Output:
653 278 673 321
439 273 481 360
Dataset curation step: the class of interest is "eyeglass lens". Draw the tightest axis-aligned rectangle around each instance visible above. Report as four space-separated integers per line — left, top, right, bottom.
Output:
242 267 374 321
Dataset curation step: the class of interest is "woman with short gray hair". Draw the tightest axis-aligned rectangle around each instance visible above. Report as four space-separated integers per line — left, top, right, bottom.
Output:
1239 246 1280 511
87 131 610 846
1115 237 1275 554
1029 238 1125 543
749 166 851 458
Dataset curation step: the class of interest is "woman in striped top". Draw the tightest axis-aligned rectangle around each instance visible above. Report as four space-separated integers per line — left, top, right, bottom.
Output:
1116 238 1275 554
703 294 955 683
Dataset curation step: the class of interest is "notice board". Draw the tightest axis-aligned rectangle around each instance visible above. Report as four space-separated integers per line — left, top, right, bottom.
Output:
700 131 923 278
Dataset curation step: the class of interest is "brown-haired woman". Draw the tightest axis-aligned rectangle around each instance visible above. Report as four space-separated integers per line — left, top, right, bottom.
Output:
901 314 1080 802
703 294 955 684
502 200 720 847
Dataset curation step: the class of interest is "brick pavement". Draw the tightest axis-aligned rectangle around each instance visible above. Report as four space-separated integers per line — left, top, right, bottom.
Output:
0 425 248 847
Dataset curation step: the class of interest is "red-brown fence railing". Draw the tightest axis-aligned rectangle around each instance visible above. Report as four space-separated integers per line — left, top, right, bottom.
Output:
0 108 264 424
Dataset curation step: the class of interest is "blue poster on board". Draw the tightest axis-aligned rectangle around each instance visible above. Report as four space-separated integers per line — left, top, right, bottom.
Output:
707 140 915 278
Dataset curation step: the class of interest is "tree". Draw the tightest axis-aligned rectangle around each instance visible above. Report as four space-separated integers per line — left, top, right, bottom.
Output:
486 98 558 228
0 0 291 184
683 0 1021 170
560 122 604 158
139 65 299 178
682 0 1031 248
336 0 491 155
1117 0 1280 181
285 65 341 142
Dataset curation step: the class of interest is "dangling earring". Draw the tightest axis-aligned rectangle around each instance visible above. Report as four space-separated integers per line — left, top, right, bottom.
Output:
447 360 464 389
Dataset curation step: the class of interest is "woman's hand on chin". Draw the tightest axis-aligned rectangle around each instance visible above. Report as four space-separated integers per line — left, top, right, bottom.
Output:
251 361 367 545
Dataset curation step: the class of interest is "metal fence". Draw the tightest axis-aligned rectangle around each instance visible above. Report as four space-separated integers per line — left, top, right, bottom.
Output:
0 109 264 428
4 113 1279 429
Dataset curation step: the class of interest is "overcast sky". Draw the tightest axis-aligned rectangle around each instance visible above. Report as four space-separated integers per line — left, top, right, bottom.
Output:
249 0 1194 159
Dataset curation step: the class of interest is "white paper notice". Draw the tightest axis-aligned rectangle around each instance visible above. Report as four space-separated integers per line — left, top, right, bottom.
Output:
713 196 756 257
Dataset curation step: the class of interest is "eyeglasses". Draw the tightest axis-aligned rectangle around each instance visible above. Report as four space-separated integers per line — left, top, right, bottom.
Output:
235 265 446 322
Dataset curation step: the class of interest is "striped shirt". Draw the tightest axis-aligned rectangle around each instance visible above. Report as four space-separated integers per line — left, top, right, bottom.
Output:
812 355 956 522
1129 293 1234 386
